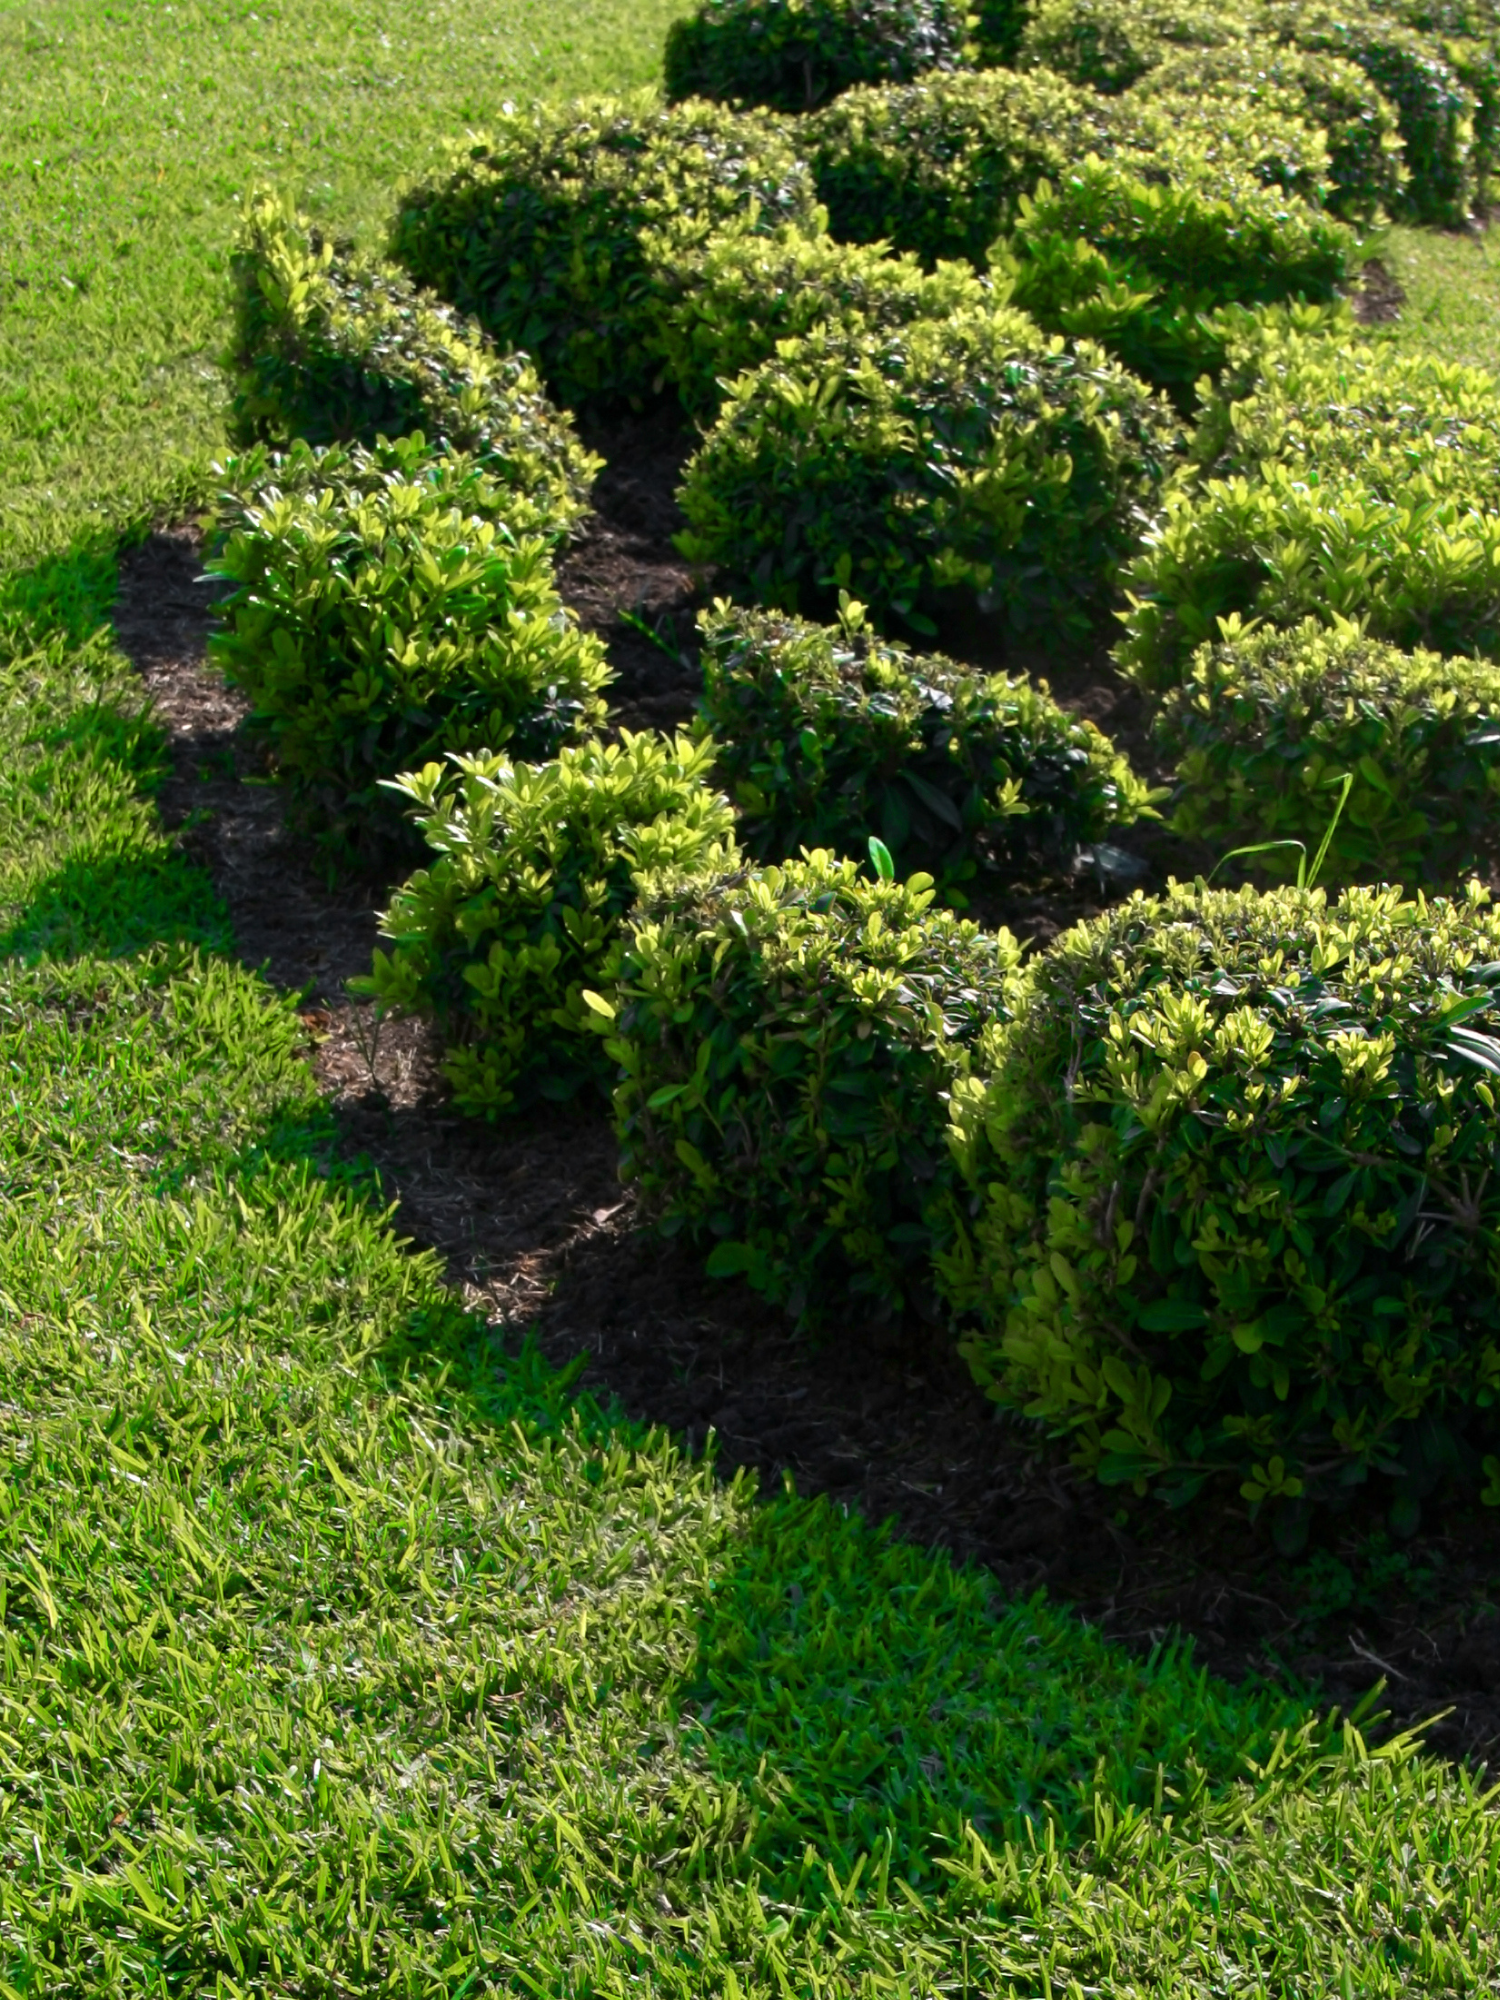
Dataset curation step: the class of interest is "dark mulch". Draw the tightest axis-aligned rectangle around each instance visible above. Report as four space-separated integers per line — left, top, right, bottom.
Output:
111 402 1500 1775
1352 256 1407 327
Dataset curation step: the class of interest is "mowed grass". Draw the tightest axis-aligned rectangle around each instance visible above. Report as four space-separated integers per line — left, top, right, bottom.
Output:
1375 225 1500 376
4 583 1500 1993
0 0 689 572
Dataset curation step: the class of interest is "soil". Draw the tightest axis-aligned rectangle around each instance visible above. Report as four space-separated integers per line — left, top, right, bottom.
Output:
112 402 1500 1777
1351 256 1407 327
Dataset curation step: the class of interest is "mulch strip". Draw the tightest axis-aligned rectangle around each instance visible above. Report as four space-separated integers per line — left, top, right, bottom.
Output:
111 404 1500 1774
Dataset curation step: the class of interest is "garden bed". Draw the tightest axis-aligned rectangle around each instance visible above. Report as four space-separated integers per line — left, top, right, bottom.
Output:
117 409 1500 1774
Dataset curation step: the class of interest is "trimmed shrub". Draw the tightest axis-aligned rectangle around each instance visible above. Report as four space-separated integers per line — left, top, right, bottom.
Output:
972 0 1031 66
207 436 609 864
806 68 1114 266
357 733 737 1117
650 228 993 418
227 191 598 530
1263 0 1479 224
662 0 971 112
675 309 1184 638
600 851 1023 1325
939 879 1500 1521
387 95 820 410
1127 45 1408 222
1016 0 1249 95
699 598 1156 891
1002 152 1358 400
1156 619 1500 889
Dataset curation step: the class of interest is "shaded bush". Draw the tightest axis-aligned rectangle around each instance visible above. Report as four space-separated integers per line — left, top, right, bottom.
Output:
228 190 597 529
651 228 992 418
357 733 736 1117
600 851 1022 1326
1016 0 1249 94
663 0 971 112
387 95 819 410
939 879 1500 1525
1155 619 1500 889
207 436 609 866
699 598 1155 891
676 308 1183 637
807 67 1113 266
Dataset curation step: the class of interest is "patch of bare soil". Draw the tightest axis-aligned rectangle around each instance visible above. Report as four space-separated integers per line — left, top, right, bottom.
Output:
113 402 1500 1775
1352 256 1407 326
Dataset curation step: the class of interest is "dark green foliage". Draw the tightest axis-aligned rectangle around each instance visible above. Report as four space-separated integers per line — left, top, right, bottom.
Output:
1128 44 1408 222
1156 619 1500 889
228 191 598 527
699 598 1155 892
357 732 737 1117
972 0 1030 65
940 880 1500 1518
662 0 971 112
600 851 1022 1326
207 436 610 866
806 68 1114 266
1003 152 1358 400
387 94 820 410
1121 322 1500 688
676 308 1183 637
1265 0 1480 223
1016 0 1248 94
651 228 993 417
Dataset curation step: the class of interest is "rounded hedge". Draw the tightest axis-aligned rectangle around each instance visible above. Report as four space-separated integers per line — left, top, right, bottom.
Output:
388 94 820 410
1155 618 1500 891
939 879 1500 1523
358 732 737 1118
1016 0 1249 95
207 436 609 867
675 308 1184 638
663 0 971 112
601 851 1022 1326
699 597 1156 891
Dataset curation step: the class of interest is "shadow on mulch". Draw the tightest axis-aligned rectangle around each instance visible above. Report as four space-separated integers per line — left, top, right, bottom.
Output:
112 407 1500 1775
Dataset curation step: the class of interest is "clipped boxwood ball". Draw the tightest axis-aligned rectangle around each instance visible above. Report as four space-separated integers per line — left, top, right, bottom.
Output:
663 0 972 113
939 880 1500 1524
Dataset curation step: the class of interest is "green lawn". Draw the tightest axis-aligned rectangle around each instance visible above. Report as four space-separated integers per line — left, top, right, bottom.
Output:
1376 225 1500 375
5 2 1500 1990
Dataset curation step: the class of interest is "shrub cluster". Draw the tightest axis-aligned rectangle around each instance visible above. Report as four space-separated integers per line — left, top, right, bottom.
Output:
939 880 1500 1520
662 0 971 112
600 852 1022 1326
699 598 1155 889
387 95 820 410
1016 0 1250 95
358 733 737 1117
1156 619 1500 890
676 308 1183 637
207 436 609 865
228 191 597 528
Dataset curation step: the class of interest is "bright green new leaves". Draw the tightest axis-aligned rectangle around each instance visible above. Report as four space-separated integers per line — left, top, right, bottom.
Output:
228 190 600 528
358 733 737 1117
208 437 609 867
939 879 1500 1519
650 228 994 418
700 598 1155 890
663 0 972 112
677 308 1183 635
1157 618 1500 890
388 94 821 410
604 852 1022 1326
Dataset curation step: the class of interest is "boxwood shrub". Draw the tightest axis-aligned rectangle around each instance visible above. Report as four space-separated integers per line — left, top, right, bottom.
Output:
1127 44 1408 222
228 191 598 530
662 0 971 112
357 733 737 1117
600 851 1023 1326
388 95 820 410
1016 0 1250 95
1156 618 1500 889
650 228 992 418
207 436 609 865
807 68 1114 266
939 879 1500 1522
675 309 1184 637
699 598 1156 890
